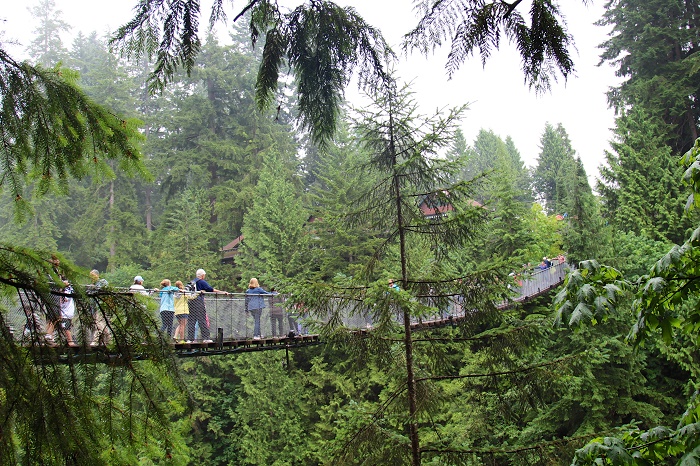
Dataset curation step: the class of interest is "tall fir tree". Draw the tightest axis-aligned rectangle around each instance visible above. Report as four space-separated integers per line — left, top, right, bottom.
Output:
597 107 689 244
149 188 219 283
25 0 70 67
598 0 700 155
291 79 512 465
237 153 310 285
533 123 577 215
560 158 608 264
306 121 384 281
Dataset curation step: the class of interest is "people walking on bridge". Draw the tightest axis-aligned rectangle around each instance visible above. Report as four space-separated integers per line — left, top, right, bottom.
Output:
245 278 274 340
187 269 226 342
173 280 189 342
59 280 77 346
158 279 178 337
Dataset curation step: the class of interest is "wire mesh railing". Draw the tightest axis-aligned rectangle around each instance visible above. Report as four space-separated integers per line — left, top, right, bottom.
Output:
1 261 568 345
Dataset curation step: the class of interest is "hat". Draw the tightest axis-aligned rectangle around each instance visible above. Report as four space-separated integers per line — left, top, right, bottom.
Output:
134 275 144 283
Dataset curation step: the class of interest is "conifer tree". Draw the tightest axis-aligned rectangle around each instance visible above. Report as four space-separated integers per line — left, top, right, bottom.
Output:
483 154 533 262
505 135 534 205
25 0 70 67
149 188 219 282
305 121 385 280
145 35 297 248
597 107 689 244
560 158 607 264
238 153 310 284
289 78 508 465
598 0 700 155
533 123 577 215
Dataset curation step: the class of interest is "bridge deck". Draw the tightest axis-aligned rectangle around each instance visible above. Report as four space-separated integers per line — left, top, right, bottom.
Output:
6 262 567 361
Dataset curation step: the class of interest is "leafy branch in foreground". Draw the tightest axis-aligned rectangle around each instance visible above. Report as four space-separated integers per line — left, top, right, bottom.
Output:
0 48 149 222
556 138 700 465
112 0 586 144
403 0 576 92
0 244 186 464
110 0 393 146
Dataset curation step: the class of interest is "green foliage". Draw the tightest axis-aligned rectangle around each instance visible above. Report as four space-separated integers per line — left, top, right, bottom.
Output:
554 260 627 328
0 191 61 253
0 30 192 464
572 393 700 465
230 352 315 465
0 49 148 223
404 0 575 92
523 203 564 265
306 122 385 280
149 188 219 285
146 35 297 247
597 107 689 244
237 153 310 285
111 0 392 146
476 149 533 263
0 245 187 464
603 232 674 280
598 0 700 156
533 123 577 215
561 158 609 264
558 139 700 464
286 78 540 466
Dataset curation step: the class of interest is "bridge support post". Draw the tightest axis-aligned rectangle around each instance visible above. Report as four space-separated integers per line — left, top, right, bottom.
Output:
216 327 223 349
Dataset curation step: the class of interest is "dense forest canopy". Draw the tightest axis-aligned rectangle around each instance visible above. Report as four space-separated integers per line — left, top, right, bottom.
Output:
0 0 699 464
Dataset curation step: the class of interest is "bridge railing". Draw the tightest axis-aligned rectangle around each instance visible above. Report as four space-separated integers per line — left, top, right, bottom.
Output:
1 261 568 343
510 261 568 302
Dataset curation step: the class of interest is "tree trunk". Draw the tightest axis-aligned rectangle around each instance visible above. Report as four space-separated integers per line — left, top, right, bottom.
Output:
390 99 421 466
109 180 115 265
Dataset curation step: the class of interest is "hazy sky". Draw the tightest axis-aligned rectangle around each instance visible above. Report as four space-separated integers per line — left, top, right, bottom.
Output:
1 1 620 179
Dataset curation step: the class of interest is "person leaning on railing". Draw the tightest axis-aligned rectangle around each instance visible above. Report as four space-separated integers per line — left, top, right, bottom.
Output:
245 278 274 340
187 269 227 343
173 281 190 342
158 279 179 338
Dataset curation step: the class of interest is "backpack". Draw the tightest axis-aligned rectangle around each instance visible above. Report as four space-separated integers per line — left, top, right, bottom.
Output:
185 279 198 292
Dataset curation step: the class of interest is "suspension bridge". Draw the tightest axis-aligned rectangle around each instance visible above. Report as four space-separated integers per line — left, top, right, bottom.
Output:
3 262 568 362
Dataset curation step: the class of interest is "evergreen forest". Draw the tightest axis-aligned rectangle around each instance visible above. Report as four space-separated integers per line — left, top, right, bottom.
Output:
1 0 700 465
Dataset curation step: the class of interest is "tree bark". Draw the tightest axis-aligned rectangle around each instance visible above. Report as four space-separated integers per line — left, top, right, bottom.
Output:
389 95 421 466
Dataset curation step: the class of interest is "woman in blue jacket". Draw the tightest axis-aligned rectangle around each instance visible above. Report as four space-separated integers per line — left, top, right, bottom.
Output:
245 278 274 339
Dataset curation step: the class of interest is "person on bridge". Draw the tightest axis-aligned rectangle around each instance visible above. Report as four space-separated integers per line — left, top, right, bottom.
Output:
59 280 77 346
173 280 190 342
42 256 64 343
269 288 286 337
245 278 274 340
158 279 179 337
130 276 148 294
187 269 226 343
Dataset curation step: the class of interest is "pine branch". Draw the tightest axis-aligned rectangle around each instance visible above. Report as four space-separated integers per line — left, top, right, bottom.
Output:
415 353 582 383
234 0 261 22
421 430 603 455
